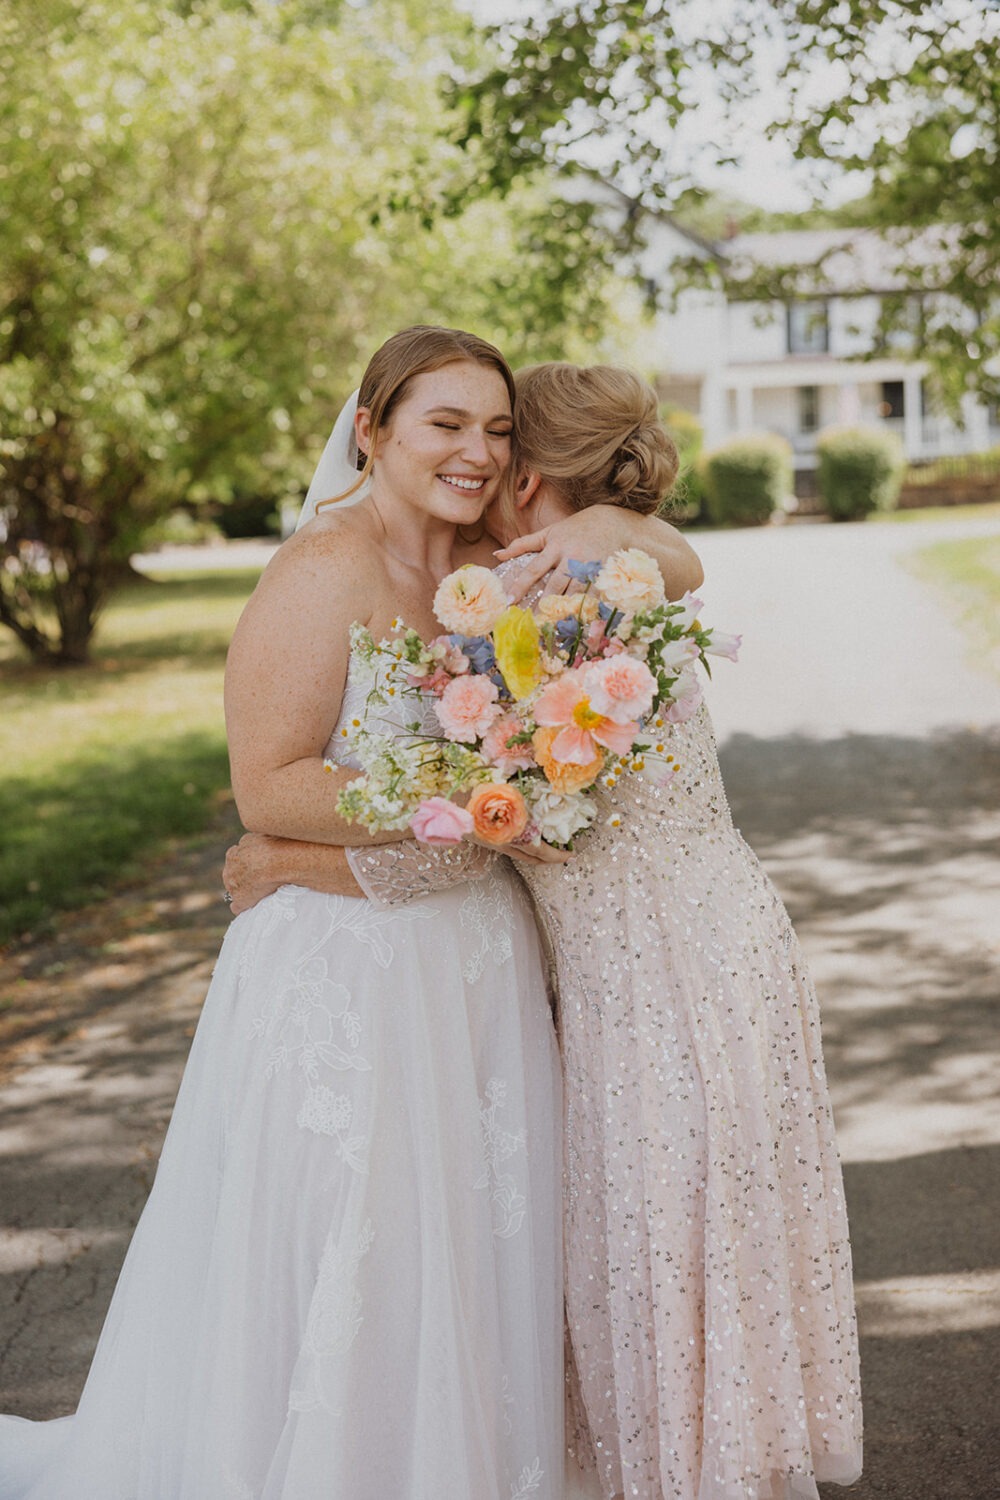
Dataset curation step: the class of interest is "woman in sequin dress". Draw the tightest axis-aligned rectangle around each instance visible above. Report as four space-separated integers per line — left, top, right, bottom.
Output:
223 364 863 1500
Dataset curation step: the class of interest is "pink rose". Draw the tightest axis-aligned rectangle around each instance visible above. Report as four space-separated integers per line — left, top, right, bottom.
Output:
410 797 475 845
583 656 656 724
482 713 536 773
430 635 472 675
406 665 452 696
435 674 501 742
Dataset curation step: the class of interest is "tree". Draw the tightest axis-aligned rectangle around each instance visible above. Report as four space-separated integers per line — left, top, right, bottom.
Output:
0 0 623 663
455 0 1000 403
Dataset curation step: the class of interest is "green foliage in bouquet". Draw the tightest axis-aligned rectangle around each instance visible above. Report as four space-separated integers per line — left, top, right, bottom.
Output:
816 425 905 522
702 434 792 528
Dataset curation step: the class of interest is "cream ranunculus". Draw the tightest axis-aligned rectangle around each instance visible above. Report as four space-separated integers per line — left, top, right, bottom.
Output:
595 548 666 614
535 592 600 625
432 565 509 636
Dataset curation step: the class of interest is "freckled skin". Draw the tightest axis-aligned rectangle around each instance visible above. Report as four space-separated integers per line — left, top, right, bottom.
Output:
224 361 513 849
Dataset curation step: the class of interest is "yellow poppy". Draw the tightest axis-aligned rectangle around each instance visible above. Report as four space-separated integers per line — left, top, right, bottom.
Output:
493 606 543 699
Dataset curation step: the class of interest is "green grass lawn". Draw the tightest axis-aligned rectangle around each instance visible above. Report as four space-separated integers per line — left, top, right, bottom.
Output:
874 500 1000 525
904 533 1000 680
0 569 261 947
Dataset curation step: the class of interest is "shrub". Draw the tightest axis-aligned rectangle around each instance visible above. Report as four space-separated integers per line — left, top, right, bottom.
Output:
145 509 224 547
662 407 705 521
701 433 792 526
216 492 282 539
816 425 905 521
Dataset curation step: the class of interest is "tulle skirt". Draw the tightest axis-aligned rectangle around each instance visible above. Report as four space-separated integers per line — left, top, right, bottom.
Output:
0 871 563 1499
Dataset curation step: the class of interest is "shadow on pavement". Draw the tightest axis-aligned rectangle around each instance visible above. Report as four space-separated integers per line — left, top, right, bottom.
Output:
721 727 1000 1500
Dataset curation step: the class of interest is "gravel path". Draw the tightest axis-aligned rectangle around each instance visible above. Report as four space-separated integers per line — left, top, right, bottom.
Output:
2 516 999 1497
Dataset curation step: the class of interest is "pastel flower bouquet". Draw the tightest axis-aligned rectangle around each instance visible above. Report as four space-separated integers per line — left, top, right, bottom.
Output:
331 549 740 849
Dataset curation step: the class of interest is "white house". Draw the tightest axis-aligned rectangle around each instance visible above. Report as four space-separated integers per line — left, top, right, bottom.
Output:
641 220 1000 486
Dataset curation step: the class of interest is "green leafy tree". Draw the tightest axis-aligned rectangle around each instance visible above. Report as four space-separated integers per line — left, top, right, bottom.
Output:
0 0 623 663
455 1 1000 402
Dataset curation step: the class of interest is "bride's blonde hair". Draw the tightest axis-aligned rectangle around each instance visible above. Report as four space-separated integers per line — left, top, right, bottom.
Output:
512 363 678 516
317 325 515 512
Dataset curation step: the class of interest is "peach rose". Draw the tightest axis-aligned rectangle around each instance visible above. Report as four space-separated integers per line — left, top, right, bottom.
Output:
467 782 529 845
432 565 508 636
531 725 604 794
595 547 666 613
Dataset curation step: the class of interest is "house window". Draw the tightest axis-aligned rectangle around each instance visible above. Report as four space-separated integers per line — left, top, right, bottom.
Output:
880 381 905 420
786 300 829 355
879 293 923 353
797 385 820 433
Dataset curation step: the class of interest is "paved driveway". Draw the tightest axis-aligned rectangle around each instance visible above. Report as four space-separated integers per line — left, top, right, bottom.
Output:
699 516 1000 1498
3 516 999 1497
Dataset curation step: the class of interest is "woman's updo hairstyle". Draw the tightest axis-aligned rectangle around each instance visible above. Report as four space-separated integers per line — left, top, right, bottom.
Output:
317 325 515 511
513 363 679 515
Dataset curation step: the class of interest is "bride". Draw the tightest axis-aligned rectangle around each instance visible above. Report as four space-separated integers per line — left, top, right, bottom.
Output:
0 326 568 1500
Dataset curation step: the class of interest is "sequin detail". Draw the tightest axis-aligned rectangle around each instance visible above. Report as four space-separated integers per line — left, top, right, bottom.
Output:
518 700 862 1500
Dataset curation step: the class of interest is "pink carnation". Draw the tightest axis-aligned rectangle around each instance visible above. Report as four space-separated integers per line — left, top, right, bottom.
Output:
482 713 536 773
410 797 475 845
583 656 656 724
435 674 501 742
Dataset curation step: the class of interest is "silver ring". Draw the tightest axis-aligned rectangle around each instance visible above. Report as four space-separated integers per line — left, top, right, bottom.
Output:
223 891 233 905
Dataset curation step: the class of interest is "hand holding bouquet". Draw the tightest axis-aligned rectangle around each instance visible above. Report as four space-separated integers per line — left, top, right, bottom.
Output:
330 549 739 848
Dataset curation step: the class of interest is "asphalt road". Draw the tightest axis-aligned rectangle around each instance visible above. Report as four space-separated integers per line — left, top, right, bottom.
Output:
3 515 999 1498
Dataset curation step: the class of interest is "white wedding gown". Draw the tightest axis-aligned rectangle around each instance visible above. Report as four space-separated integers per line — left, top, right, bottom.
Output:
0 643 564 1500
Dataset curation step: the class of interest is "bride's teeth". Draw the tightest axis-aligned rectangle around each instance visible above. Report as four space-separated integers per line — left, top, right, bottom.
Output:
441 476 484 491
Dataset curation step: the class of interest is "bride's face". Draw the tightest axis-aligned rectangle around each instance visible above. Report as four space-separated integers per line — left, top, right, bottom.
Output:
360 361 513 526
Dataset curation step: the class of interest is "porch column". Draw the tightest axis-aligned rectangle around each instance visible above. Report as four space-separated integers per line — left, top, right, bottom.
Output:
734 383 754 434
700 373 728 449
836 380 862 425
902 372 923 459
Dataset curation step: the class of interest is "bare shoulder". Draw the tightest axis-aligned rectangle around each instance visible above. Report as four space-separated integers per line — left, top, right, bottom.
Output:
246 509 385 622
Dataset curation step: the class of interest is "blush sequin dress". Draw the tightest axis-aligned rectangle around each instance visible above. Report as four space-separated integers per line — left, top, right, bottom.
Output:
515 700 862 1500
349 562 863 1500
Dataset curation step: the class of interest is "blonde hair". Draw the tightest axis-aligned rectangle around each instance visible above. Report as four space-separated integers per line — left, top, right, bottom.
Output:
512 363 678 516
317 326 515 512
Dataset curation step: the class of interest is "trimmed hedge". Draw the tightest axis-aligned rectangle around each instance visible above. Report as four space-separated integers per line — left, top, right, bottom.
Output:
701 433 792 527
662 407 705 520
816 425 905 521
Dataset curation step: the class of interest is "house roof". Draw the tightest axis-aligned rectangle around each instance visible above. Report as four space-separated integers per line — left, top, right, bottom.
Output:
720 225 957 297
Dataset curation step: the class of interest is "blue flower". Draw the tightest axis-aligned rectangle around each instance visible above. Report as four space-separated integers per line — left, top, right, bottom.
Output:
555 618 581 648
450 633 496 674
566 559 602 584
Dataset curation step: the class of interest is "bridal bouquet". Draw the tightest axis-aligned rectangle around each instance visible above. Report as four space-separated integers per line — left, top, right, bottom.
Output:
330 549 739 848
